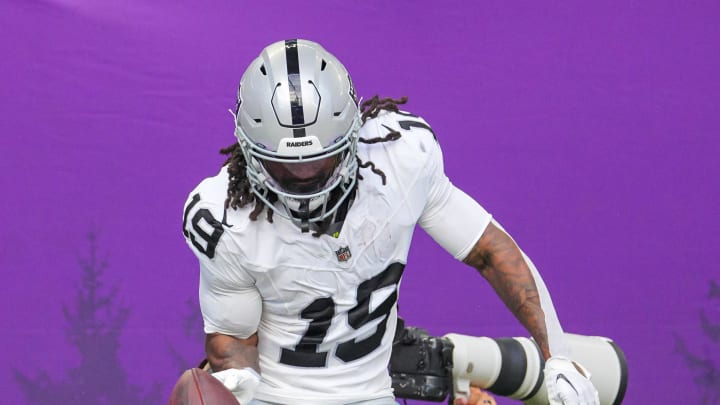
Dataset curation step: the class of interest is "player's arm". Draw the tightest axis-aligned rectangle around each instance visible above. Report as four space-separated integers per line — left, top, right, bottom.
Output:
183 192 263 403
462 221 552 359
410 120 565 359
198 261 263 404
413 122 598 404
206 332 260 373
428 202 599 404
460 220 599 404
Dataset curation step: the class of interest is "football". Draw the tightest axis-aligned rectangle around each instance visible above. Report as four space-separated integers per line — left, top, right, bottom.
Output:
168 368 239 405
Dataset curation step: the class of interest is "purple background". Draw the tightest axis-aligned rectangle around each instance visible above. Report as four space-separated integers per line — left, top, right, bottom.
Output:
1 1 719 404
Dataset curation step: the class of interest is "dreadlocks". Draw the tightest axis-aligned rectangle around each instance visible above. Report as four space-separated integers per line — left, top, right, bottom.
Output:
219 143 276 223
356 96 407 184
220 95 408 231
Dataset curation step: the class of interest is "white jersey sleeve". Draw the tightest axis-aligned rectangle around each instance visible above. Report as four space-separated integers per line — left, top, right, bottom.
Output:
199 259 261 339
412 118 492 260
183 170 262 339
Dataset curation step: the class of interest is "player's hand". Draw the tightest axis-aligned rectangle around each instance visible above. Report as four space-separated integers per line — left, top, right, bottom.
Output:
453 386 497 405
212 368 261 405
544 356 599 405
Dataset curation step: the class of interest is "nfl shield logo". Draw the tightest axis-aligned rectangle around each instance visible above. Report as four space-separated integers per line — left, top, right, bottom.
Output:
335 246 352 262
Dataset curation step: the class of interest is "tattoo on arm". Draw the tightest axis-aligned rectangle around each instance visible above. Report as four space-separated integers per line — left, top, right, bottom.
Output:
206 333 260 373
463 223 552 359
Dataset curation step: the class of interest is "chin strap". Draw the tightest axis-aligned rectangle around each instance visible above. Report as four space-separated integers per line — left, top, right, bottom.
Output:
297 200 310 233
288 182 357 235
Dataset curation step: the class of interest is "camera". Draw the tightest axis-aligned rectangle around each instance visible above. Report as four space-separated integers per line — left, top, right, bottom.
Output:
390 325 454 402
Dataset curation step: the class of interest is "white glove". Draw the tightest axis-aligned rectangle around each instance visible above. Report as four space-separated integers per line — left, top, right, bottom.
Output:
212 367 261 405
544 356 600 405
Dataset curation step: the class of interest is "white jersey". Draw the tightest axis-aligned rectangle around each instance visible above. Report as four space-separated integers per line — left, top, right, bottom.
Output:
182 111 492 404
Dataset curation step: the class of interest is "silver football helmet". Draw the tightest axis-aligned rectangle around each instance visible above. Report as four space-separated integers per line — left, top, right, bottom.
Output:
233 39 360 228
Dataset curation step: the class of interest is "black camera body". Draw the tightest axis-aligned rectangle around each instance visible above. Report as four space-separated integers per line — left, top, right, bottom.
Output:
390 326 455 402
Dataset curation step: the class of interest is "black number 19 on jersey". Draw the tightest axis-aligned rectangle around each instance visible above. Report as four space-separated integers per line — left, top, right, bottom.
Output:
280 263 405 367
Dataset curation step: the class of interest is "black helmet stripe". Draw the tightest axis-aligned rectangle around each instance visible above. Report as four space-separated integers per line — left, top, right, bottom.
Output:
285 39 307 138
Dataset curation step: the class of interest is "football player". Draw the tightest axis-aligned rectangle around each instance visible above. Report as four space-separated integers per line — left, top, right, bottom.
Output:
182 39 599 405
